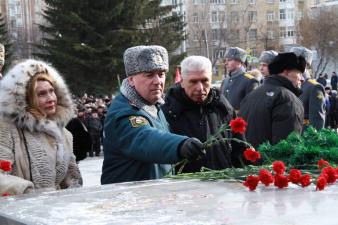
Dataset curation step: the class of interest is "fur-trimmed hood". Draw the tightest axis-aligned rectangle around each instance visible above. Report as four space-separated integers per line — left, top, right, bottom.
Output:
0 59 74 137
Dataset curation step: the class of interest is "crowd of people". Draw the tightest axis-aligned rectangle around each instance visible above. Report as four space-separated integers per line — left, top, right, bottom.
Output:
0 42 337 196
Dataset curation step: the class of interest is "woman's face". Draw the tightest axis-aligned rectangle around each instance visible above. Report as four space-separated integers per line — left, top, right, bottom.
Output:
36 80 57 117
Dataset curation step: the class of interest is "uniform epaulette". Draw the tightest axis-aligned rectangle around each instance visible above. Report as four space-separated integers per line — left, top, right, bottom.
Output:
244 73 254 79
308 79 319 86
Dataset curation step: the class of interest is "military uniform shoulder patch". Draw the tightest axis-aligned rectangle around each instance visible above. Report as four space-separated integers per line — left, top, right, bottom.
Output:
308 79 319 86
244 73 254 79
316 92 324 100
129 116 149 128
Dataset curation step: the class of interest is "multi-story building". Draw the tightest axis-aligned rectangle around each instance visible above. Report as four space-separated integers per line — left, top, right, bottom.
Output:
185 0 312 79
2 0 46 60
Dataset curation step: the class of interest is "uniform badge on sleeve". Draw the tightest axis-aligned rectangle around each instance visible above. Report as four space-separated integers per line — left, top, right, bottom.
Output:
316 93 324 100
129 116 149 128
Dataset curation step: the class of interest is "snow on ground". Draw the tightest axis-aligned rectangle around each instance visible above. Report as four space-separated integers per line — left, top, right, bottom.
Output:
78 156 103 187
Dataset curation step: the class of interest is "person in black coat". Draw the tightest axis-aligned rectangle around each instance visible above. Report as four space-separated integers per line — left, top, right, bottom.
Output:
162 56 247 173
66 108 92 163
239 52 306 148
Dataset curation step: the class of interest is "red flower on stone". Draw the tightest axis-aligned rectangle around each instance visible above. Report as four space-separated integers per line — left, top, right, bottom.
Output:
243 148 261 163
259 169 274 186
299 174 311 187
316 176 327 191
243 175 260 191
317 159 330 169
272 161 286 175
321 167 337 184
0 160 12 172
288 169 302 184
274 174 289 189
2 192 10 197
229 117 247 134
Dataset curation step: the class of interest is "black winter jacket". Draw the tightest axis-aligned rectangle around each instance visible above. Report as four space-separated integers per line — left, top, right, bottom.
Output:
162 85 246 172
239 75 304 148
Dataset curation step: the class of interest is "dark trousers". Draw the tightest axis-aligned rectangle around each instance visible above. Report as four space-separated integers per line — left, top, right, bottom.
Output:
89 134 101 156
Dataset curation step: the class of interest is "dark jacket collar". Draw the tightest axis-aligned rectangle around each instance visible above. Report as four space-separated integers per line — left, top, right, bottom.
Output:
266 75 302 96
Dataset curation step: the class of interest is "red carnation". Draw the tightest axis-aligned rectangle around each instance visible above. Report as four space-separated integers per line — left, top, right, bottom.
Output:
316 176 327 191
243 175 260 191
274 174 289 189
243 148 261 163
272 161 286 175
0 160 12 172
317 159 330 169
2 192 10 197
299 174 311 187
229 117 247 134
259 169 274 186
288 169 302 184
321 167 337 184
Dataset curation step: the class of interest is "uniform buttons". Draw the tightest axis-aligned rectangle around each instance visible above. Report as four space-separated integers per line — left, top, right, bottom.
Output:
173 115 177 118
226 89 229 92
168 110 172 114
230 79 232 82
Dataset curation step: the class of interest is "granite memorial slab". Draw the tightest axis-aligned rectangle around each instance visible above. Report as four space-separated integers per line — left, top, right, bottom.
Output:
0 179 337 225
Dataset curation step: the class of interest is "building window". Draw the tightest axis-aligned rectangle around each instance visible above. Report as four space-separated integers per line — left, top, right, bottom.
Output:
218 11 225 22
280 27 286 37
231 11 239 23
249 0 256 4
212 29 218 40
287 26 295 37
267 29 274 39
249 29 257 40
280 9 286 20
230 0 238 4
193 31 199 41
266 0 274 3
210 0 225 3
248 11 257 22
193 12 198 23
266 11 274 21
280 0 286 2
212 11 218 22
286 9 294 20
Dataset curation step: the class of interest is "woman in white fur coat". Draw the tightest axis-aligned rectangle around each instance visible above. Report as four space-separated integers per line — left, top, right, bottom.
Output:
0 59 82 195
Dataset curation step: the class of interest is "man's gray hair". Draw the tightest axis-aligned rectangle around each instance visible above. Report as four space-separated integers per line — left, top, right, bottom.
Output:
180 56 212 78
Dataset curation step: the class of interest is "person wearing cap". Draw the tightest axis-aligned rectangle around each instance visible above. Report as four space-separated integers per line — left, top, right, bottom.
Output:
220 47 259 112
162 56 247 172
291 46 326 130
239 52 305 148
259 50 278 80
101 45 206 184
0 44 5 80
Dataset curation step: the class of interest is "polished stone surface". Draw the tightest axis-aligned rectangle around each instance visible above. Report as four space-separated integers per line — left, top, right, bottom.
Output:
0 179 337 225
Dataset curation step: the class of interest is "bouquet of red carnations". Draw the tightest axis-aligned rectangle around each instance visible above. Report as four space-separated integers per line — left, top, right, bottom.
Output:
168 117 338 192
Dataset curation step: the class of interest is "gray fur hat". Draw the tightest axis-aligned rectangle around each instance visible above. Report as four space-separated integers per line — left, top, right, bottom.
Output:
290 46 313 66
225 47 247 63
0 44 5 66
259 50 278 64
123 45 169 76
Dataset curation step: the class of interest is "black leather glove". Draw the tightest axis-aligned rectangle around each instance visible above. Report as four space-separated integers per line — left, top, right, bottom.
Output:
179 138 206 161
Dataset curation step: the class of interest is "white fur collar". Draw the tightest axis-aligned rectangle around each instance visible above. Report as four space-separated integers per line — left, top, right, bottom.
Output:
0 59 74 139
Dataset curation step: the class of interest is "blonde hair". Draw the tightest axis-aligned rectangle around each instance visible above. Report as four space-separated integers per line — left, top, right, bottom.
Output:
26 73 56 119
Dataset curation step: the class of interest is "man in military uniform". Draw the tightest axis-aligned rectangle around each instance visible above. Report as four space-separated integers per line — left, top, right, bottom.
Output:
220 47 259 111
259 50 278 81
0 44 4 80
239 52 305 148
101 45 205 184
290 46 326 130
